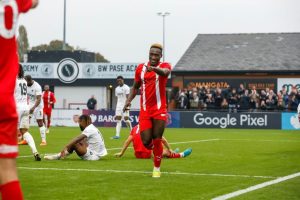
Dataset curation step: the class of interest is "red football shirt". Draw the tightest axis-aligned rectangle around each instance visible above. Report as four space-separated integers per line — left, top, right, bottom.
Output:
43 91 56 110
134 62 171 112
130 125 151 154
0 0 32 95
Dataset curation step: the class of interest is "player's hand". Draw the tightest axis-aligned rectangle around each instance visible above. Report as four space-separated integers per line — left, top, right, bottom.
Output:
123 101 131 112
147 66 153 72
29 107 34 114
114 152 123 157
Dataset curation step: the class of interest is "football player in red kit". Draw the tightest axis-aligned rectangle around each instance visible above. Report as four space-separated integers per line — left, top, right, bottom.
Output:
42 84 56 133
0 0 38 199
123 44 171 178
114 124 192 159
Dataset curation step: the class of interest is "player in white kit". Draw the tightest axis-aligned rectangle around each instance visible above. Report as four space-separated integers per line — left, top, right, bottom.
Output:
15 64 41 161
24 75 47 146
113 76 132 139
44 115 107 161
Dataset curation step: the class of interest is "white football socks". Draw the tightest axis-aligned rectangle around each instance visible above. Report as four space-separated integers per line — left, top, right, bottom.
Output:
23 132 38 154
39 126 46 142
116 120 121 137
125 119 132 130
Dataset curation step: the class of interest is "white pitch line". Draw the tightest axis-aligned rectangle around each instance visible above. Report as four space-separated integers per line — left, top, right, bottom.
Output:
17 138 219 158
17 167 276 179
212 172 300 200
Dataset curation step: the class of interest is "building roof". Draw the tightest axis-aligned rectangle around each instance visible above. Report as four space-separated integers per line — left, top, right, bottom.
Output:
174 33 300 71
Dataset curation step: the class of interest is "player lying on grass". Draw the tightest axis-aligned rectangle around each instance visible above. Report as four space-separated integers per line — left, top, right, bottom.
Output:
114 124 192 159
44 115 107 161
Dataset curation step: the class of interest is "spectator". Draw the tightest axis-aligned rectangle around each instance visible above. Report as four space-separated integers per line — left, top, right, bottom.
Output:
239 89 250 111
189 91 199 109
266 95 276 110
289 95 298 111
228 88 238 113
237 84 245 96
214 88 223 109
221 98 229 110
177 92 188 109
87 95 97 110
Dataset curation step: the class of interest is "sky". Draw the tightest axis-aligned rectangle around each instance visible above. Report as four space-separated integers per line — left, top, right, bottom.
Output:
19 0 300 65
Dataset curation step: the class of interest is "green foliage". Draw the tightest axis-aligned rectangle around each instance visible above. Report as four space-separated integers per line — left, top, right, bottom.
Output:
18 127 300 200
17 25 29 62
31 40 74 51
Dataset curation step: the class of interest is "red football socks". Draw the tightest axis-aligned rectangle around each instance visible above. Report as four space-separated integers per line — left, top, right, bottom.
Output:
167 152 181 158
1 180 23 200
153 139 163 168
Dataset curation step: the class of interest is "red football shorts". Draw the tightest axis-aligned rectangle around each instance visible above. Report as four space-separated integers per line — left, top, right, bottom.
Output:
139 109 167 133
43 108 52 116
135 151 152 159
0 94 18 158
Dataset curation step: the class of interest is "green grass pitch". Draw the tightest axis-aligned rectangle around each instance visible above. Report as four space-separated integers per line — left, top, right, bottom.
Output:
17 127 300 200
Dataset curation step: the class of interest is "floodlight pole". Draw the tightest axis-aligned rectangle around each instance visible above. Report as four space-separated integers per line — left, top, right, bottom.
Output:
157 12 170 62
63 0 67 50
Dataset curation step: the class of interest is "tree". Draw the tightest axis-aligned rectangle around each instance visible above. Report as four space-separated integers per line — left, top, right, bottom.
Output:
17 25 29 62
32 40 74 51
31 40 109 62
95 52 109 62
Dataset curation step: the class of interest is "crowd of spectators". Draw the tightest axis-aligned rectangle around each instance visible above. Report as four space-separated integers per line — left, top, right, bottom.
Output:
175 84 300 112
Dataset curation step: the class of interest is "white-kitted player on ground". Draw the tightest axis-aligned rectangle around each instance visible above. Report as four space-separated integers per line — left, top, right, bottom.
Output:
113 76 132 139
15 64 41 161
44 115 107 161
24 75 47 146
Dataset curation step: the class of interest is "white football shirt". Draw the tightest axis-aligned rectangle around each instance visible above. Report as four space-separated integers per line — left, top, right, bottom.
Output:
14 78 29 108
82 124 107 157
297 103 300 114
27 80 43 109
115 84 130 108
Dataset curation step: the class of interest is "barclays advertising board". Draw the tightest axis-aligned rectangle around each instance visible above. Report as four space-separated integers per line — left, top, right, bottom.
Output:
82 110 180 128
181 112 281 129
281 112 300 130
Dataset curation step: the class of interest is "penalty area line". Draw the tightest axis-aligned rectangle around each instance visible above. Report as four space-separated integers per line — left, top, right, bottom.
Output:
17 167 276 179
212 172 300 200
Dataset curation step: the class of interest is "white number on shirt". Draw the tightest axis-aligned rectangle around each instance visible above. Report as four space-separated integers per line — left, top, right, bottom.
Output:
0 0 18 39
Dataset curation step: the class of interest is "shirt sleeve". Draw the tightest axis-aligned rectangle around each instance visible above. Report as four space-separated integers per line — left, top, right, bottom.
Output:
18 0 32 13
297 104 300 114
125 85 130 95
161 62 172 71
134 64 142 84
51 92 56 103
35 84 42 96
82 129 91 138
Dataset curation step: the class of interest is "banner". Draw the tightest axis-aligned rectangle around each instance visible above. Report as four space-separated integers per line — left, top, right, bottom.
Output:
22 59 138 83
30 109 82 127
281 112 300 130
277 78 300 94
183 77 276 91
82 109 180 128
180 111 281 129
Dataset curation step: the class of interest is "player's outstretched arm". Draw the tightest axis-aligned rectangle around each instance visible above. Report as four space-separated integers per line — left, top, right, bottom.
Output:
123 81 140 112
114 135 133 157
60 134 87 157
151 66 170 77
161 137 172 151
